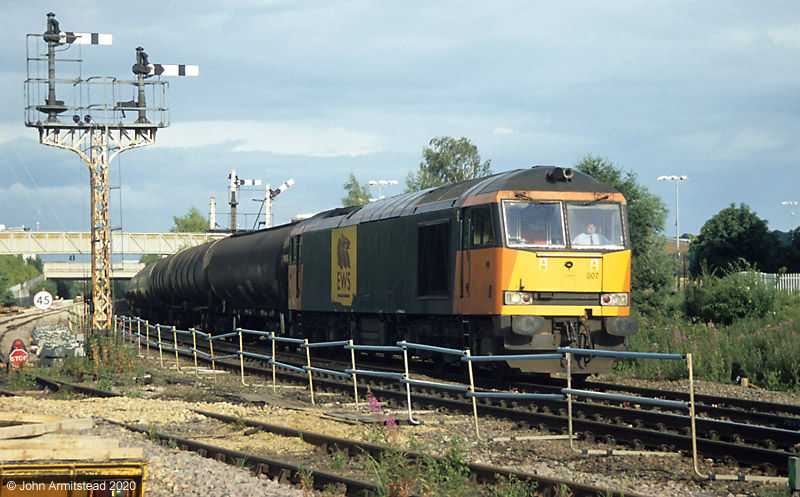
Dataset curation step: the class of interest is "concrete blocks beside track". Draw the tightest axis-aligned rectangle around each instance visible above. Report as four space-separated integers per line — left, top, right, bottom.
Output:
30 324 85 364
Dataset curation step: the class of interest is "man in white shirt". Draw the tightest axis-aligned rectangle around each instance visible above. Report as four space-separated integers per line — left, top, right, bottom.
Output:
572 222 610 246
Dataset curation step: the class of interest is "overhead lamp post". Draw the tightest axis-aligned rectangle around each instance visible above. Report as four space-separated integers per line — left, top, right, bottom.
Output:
658 175 688 290
368 179 398 202
782 201 798 231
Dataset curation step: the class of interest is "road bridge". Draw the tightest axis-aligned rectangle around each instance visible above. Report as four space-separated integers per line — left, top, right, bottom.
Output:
42 262 145 279
0 231 229 256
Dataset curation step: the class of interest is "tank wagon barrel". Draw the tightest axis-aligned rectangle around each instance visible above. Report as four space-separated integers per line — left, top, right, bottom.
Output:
204 225 294 308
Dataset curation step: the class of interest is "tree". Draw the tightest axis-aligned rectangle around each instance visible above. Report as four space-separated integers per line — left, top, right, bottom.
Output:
342 173 371 207
782 229 800 272
0 272 13 306
139 254 161 265
0 255 59 304
405 137 492 192
170 207 209 233
690 203 780 275
574 155 673 308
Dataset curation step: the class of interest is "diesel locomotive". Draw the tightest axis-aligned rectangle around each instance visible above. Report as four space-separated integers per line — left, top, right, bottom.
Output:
126 166 638 374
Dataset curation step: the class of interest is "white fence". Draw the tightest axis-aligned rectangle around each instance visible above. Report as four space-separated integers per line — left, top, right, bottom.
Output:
754 272 800 293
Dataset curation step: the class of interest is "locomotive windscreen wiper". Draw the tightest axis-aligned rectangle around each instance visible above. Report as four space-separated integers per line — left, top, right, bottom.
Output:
581 194 611 205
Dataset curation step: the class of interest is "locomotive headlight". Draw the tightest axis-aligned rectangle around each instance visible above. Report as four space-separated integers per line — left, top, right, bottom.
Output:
504 291 533 305
601 292 629 306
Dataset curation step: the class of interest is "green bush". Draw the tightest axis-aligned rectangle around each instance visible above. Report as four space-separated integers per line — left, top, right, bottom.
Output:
683 262 777 325
622 292 800 392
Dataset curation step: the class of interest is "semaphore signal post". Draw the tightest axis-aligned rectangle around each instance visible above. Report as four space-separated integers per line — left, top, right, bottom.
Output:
24 12 197 333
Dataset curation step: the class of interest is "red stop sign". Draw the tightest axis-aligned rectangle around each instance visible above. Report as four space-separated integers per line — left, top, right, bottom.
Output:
9 348 28 368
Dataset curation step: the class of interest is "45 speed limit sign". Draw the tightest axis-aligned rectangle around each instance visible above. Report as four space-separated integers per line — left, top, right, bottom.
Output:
33 290 53 310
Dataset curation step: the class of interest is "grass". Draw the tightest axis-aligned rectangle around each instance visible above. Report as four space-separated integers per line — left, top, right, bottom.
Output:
354 391 541 497
618 290 800 393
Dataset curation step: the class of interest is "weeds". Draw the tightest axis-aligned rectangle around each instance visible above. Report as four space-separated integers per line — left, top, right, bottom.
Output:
359 389 487 497
484 474 539 497
148 422 159 442
620 288 800 392
555 483 574 497
7 367 36 390
297 463 314 497
753 487 790 497
232 416 247 431
328 445 348 470
321 482 346 496
96 377 114 392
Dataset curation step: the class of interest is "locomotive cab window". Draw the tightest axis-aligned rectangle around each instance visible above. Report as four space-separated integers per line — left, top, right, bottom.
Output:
418 221 450 297
567 203 625 249
290 236 302 263
468 206 495 248
502 200 565 248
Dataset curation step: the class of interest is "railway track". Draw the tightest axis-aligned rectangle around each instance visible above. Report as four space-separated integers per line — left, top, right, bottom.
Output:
11 377 644 496
155 333 799 476
0 306 67 356
194 333 800 426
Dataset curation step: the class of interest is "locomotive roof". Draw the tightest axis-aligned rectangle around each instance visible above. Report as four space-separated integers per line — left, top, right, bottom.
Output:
296 166 621 233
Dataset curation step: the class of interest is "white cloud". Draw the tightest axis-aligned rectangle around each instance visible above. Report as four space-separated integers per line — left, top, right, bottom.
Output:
492 126 516 135
156 120 383 157
768 24 800 48
0 123 36 145
729 128 783 155
663 128 783 163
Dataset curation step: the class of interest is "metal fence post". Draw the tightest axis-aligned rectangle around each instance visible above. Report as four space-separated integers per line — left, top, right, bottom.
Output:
271 332 277 392
688 353 707 478
567 351 577 452
157 324 164 368
191 329 200 378
401 344 421 425
305 339 315 405
172 326 182 373
209 335 217 386
349 340 359 408
464 349 481 439
238 330 249 386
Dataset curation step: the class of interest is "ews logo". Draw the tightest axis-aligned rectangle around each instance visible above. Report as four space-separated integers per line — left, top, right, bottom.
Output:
331 227 357 305
336 234 352 292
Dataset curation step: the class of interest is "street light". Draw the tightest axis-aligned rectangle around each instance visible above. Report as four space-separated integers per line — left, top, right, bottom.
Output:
782 201 797 231
658 175 688 290
368 179 398 201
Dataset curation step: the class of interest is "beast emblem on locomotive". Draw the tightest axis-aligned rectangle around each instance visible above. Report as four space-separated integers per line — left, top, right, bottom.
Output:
126 166 638 374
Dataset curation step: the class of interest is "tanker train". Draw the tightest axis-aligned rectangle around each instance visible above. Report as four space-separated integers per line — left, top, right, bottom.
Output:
126 166 638 374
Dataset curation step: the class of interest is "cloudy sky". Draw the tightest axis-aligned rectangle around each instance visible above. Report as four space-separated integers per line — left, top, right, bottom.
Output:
2 1 799 241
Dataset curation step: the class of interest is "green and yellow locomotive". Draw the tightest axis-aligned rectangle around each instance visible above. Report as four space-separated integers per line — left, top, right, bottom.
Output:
127 166 638 374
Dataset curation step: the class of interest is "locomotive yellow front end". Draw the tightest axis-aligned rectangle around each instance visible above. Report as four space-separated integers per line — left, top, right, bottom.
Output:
456 177 638 374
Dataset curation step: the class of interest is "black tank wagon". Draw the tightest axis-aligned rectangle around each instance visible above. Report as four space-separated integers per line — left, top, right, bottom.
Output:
127 166 638 374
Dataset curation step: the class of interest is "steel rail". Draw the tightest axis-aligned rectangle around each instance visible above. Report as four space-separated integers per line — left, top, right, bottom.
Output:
123 326 800 474
189 410 646 497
